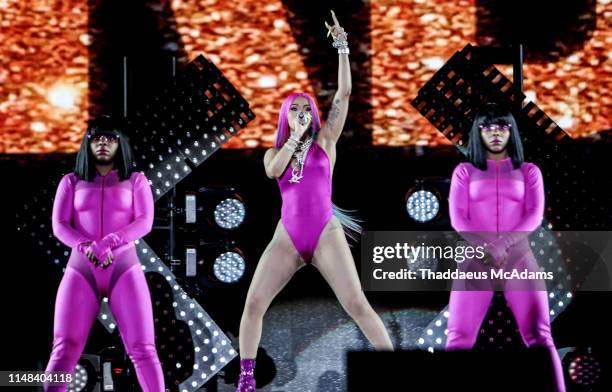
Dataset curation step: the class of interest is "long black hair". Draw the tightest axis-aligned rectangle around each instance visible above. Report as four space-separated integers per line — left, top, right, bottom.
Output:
75 115 135 181
467 103 524 170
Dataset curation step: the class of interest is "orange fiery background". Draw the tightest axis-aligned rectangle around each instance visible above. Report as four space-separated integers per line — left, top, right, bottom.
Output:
0 0 610 152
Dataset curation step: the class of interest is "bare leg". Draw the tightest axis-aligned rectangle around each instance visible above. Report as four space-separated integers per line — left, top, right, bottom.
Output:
311 217 393 350
238 220 306 358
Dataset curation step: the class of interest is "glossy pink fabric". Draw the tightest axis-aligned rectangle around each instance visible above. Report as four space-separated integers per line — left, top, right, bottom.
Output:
446 158 565 392
449 157 544 234
52 169 154 259
278 142 333 262
45 169 164 392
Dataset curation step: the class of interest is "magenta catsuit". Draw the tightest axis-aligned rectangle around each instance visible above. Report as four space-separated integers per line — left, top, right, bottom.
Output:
44 169 164 392
447 157 565 392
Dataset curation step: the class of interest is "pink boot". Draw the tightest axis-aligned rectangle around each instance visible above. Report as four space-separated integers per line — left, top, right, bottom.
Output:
236 358 256 392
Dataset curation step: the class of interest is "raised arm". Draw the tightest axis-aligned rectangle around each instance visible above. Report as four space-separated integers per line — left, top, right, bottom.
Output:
318 10 352 145
52 174 91 250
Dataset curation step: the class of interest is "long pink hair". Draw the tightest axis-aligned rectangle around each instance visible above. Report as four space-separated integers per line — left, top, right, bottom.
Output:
272 92 363 243
274 92 322 148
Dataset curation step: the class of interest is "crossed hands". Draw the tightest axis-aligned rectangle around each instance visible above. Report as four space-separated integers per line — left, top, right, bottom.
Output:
484 240 508 268
78 239 114 268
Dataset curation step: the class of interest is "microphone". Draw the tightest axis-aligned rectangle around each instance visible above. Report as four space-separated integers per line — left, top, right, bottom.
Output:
297 111 311 126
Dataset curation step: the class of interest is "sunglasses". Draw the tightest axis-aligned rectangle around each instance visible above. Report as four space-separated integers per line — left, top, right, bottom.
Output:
479 123 511 133
88 133 119 143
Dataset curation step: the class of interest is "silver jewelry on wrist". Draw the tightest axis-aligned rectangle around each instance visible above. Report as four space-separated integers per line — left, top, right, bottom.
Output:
331 29 349 54
285 143 296 153
285 138 297 152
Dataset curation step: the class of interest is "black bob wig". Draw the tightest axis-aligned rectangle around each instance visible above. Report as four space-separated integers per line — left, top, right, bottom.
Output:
467 103 524 171
74 115 135 182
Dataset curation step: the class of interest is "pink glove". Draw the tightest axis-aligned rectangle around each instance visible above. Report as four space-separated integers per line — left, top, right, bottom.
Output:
484 239 508 266
87 233 121 264
76 238 93 255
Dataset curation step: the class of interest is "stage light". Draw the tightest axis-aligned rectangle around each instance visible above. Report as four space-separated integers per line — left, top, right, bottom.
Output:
185 194 197 223
213 251 245 283
557 116 574 129
181 188 247 233
186 247 197 277
214 198 246 229
561 347 603 390
406 189 440 223
68 358 96 392
257 75 277 88
569 353 601 386
47 82 79 110
422 56 444 70
30 121 47 132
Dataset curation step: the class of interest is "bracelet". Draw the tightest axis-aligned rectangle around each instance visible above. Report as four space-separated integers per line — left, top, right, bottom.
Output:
284 138 297 152
337 47 350 55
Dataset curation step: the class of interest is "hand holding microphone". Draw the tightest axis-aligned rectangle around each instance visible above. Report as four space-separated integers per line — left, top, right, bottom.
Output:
291 111 312 138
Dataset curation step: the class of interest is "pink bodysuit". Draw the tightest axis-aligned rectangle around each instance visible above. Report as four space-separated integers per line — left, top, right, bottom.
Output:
277 141 333 263
44 169 164 392
447 157 565 392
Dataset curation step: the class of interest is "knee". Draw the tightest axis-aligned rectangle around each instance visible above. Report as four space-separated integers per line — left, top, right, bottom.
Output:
126 341 159 363
446 329 477 350
522 325 555 348
50 336 83 361
243 293 268 318
342 295 372 320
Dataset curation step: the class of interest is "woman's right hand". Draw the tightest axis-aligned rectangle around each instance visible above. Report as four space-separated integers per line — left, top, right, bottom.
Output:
484 241 508 267
290 112 312 139
76 239 92 255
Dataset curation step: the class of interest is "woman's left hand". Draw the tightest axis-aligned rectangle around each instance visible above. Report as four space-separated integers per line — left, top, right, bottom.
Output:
324 10 347 41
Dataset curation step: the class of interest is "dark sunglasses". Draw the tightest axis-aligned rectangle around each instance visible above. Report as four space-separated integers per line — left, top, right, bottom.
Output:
479 123 511 133
88 133 120 143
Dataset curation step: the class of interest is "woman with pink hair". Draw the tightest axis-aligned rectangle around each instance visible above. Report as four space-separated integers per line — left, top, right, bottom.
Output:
235 10 393 391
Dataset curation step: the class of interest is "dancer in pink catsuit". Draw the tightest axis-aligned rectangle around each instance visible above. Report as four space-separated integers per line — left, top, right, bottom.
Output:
446 104 565 392
44 116 165 392
234 11 393 391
